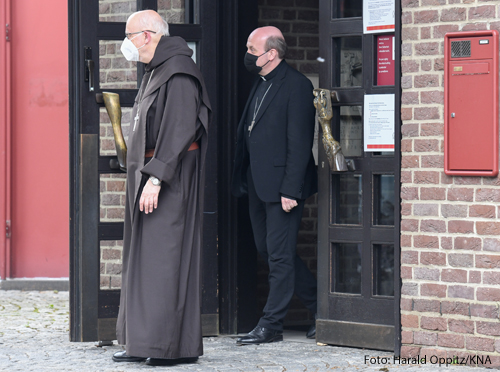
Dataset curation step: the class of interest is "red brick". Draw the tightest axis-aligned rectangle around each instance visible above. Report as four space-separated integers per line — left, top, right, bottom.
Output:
401 266 412 279
414 10 439 23
454 176 481 185
477 222 500 236
484 238 500 252
102 249 121 260
402 75 412 89
401 330 414 344
476 188 500 202
402 156 419 169
401 203 412 216
421 348 447 360
402 28 419 42
449 319 474 334
401 107 412 121
470 205 496 218
448 221 474 234
414 171 440 184
469 5 495 19
442 269 467 283
414 331 437 346
402 92 419 105
402 123 419 137
402 282 418 296
401 139 413 153
421 283 446 297
420 27 431 40
421 59 432 71
401 170 412 183
421 316 447 331
448 285 474 300
441 8 466 22
414 139 439 152
441 236 453 250
433 25 460 38
415 268 440 281
421 155 444 169
469 271 481 284
470 304 499 319
448 253 473 268
477 321 500 336
414 235 439 249
434 58 444 71
441 204 467 218
413 299 440 313
421 220 446 233
401 187 419 200
466 336 495 352
421 252 446 266
454 237 481 251
414 204 438 216
402 219 419 232
420 187 445 200
402 314 419 328
415 42 440 56
414 107 439 120
441 301 469 316
476 254 500 269
483 271 500 285
400 346 421 358
401 234 412 248
441 172 454 185
402 250 418 264
421 123 443 136
401 298 413 311
477 287 500 302
420 90 443 104
447 188 474 201
414 75 440 88
438 333 464 348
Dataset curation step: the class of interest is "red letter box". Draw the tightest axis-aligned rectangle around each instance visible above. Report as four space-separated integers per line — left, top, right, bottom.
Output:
444 30 498 176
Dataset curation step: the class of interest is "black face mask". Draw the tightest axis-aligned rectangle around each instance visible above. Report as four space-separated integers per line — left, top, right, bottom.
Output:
244 50 270 74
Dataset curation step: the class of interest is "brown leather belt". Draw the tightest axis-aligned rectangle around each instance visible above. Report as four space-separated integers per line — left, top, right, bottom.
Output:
145 142 199 158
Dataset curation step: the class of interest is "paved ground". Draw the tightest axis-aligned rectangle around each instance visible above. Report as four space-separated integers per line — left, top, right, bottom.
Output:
0 291 497 371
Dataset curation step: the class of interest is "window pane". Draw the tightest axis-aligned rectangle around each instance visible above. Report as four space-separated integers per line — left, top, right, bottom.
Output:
332 243 362 294
334 36 362 87
100 240 123 290
374 174 394 226
158 0 195 24
100 173 127 223
373 244 394 296
333 174 362 225
339 106 363 157
99 40 138 90
99 0 137 23
336 0 362 18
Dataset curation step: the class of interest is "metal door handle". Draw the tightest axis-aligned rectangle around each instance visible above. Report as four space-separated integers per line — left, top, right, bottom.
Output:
86 59 95 92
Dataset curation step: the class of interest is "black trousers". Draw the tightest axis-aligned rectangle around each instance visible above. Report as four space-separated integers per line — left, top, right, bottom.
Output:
247 169 317 331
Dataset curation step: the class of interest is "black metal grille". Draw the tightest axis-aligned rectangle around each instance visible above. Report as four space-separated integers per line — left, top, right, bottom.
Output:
451 40 471 58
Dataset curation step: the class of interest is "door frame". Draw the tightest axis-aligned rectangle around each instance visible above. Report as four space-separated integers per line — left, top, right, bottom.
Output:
316 0 402 354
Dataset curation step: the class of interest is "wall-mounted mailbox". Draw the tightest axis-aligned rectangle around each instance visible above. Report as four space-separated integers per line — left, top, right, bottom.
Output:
444 30 498 176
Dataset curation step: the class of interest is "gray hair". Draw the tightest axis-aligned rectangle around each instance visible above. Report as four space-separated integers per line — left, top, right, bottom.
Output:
265 35 287 59
128 10 170 37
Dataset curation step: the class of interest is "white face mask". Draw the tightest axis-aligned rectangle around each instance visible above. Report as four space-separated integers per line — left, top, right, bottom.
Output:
120 33 146 62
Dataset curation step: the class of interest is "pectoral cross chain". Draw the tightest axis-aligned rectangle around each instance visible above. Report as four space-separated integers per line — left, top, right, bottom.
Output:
248 83 273 137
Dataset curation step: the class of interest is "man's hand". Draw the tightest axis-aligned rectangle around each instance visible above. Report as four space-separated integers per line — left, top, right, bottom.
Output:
140 180 161 214
281 196 298 213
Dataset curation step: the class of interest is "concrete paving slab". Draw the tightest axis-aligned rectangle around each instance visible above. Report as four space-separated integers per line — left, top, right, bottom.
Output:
0 291 495 371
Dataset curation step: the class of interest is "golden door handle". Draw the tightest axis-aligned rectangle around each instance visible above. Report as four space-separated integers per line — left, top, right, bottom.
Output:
102 92 127 171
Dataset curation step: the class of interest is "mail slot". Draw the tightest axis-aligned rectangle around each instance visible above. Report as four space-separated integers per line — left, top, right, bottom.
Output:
444 30 499 176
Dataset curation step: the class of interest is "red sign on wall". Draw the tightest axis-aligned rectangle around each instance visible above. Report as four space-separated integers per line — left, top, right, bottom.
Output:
377 35 395 86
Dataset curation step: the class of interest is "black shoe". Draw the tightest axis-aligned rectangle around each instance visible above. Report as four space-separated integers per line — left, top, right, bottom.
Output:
112 350 146 362
236 326 283 345
145 357 199 366
306 313 317 339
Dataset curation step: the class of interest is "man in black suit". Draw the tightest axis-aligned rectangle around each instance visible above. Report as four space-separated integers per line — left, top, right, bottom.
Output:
232 26 318 345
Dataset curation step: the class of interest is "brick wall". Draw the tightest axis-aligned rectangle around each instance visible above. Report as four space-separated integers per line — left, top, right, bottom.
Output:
401 0 500 365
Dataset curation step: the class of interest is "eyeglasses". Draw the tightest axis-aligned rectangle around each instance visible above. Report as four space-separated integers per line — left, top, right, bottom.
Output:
125 30 157 39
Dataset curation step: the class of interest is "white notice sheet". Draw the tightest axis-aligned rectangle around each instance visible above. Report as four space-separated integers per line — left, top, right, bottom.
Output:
363 0 395 34
364 94 395 152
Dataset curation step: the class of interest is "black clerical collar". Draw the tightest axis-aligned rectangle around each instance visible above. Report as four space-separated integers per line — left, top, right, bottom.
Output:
260 59 285 81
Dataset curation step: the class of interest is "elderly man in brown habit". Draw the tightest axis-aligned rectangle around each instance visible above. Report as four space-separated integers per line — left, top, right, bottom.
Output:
111 10 211 366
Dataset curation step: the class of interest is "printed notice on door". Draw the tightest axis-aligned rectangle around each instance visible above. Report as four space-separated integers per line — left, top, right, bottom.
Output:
364 94 395 152
363 0 395 34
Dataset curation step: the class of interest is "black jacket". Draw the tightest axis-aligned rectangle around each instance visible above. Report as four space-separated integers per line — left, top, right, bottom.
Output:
232 60 317 202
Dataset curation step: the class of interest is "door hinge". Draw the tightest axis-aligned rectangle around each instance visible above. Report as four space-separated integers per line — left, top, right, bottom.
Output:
6 220 11 238
5 24 10 42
